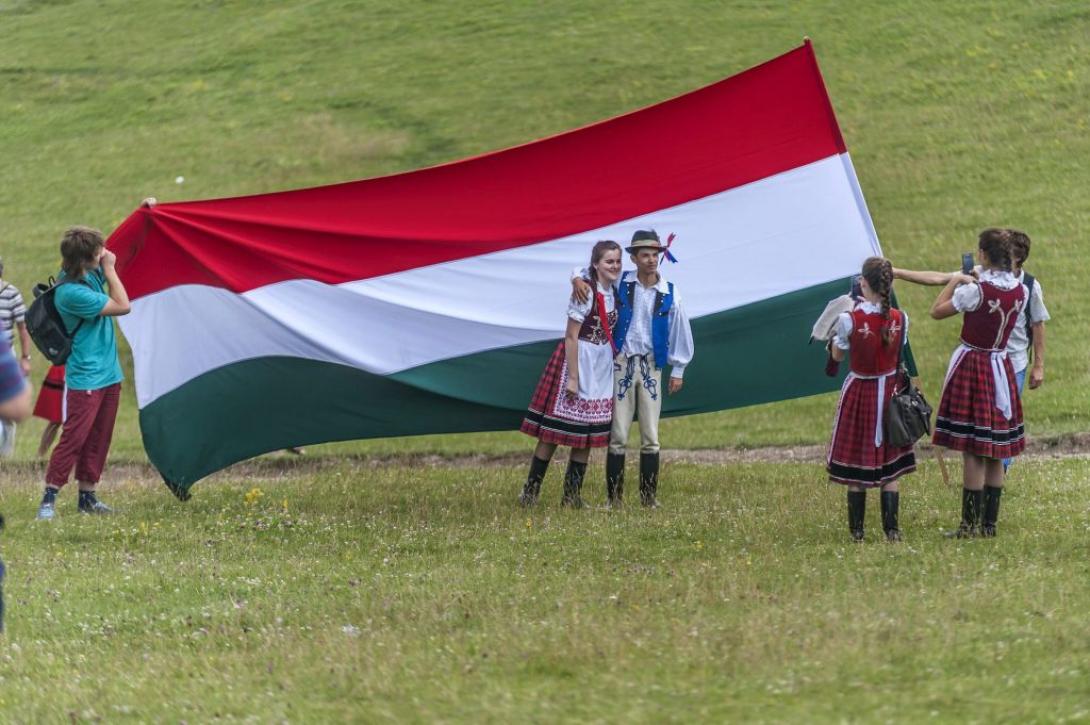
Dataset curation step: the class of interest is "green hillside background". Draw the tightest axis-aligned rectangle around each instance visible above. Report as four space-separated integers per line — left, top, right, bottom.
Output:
2 0 1086 461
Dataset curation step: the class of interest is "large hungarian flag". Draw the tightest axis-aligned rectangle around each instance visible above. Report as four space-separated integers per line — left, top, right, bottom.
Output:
110 41 882 497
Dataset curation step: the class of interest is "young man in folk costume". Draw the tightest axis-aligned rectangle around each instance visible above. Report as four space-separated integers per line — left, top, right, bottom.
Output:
572 230 694 508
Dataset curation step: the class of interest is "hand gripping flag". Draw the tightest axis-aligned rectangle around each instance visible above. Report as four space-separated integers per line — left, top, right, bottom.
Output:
109 40 883 497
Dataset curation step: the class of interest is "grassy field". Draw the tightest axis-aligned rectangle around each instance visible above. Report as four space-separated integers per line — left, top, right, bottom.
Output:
2 0 1089 463
2 3 1090 720
0 457 1088 720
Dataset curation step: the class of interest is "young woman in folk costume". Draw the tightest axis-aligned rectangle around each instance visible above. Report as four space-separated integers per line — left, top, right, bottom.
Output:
827 257 917 542
930 229 1026 537
519 241 623 508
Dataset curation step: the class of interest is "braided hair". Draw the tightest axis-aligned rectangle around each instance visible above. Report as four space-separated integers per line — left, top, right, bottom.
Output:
978 228 1014 272
861 256 895 345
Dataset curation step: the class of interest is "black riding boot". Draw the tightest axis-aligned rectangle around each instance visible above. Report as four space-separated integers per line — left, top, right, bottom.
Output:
881 491 901 542
606 452 626 509
519 456 550 507
982 486 1003 537
561 460 588 509
639 452 660 508
847 490 866 542
947 487 983 538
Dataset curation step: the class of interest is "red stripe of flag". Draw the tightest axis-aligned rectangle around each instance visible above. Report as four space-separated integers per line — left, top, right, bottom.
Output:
111 41 846 301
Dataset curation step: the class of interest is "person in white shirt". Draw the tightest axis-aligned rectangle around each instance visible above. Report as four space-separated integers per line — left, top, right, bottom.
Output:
572 230 694 508
893 227 1048 474
0 258 32 376
1002 230 1048 392
906 230 1029 537
519 241 624 508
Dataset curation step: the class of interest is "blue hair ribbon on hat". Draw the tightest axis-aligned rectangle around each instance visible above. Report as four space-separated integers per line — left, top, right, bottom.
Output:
663 233 678 263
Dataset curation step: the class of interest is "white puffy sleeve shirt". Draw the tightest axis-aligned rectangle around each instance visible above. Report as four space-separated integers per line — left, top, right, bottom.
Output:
666 285 694 379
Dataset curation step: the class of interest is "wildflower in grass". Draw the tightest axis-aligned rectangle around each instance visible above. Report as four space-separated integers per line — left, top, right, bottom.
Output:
244 487 264 506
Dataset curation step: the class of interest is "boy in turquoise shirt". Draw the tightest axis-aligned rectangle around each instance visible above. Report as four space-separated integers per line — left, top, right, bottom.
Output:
39 225 131 520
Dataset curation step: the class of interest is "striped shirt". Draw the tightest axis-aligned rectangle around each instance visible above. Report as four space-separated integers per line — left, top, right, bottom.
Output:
0 282 27 344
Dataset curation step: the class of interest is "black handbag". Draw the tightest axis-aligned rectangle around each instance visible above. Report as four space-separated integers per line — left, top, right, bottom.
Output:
884 327 932 447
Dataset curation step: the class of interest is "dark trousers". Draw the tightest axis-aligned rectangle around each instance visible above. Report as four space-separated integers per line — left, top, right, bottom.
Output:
45 383 121 488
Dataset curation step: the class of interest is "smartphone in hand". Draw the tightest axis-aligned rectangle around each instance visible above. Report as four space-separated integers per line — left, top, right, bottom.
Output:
961 253 974 275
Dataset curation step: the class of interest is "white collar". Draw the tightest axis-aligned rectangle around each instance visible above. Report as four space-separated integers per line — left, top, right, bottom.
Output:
623 269 669 292
857 300 882 314
979 268 1018 290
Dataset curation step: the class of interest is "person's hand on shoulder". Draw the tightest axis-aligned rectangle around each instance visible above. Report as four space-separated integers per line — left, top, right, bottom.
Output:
140 197 158 208
571 277 592 305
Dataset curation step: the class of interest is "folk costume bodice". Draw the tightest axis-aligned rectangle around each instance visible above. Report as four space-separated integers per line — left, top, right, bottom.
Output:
960 282 1025 352
578 305 618 346
613 274 674 367
847 307 904 376
573 284 618 347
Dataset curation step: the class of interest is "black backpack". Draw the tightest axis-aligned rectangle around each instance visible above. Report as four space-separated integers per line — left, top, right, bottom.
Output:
26 276 90 364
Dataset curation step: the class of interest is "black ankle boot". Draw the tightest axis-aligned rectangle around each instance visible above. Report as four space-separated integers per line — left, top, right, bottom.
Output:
947 488 983 538
561 460 588 508
606 452 625 508
847 490 866 542
982 486 1003 537
519 456 550 507
639 452 660 508
881 491 901 542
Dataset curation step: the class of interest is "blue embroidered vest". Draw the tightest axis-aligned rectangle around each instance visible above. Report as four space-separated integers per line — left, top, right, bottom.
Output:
613 276 674 369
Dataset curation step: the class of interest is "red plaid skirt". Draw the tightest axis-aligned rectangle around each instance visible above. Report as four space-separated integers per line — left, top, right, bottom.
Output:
827 373 917 487
520 342 612 448
933 348 1024 458
33 364 66 424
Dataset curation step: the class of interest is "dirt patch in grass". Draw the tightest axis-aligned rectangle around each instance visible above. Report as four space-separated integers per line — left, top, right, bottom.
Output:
7 432 1089 489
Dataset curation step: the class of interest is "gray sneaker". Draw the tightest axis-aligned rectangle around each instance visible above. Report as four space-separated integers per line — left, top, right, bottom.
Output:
36 502 56 521
78 495 113 515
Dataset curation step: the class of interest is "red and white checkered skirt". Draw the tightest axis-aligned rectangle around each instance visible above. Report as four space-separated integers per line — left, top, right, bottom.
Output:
933 348 1024 458
827 373 917 487
520 342 612 448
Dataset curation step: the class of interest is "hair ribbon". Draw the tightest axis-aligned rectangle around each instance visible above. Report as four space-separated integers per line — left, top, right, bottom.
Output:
662 233 679 263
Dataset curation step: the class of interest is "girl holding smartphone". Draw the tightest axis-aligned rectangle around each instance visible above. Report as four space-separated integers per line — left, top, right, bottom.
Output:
930 229 1026 537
